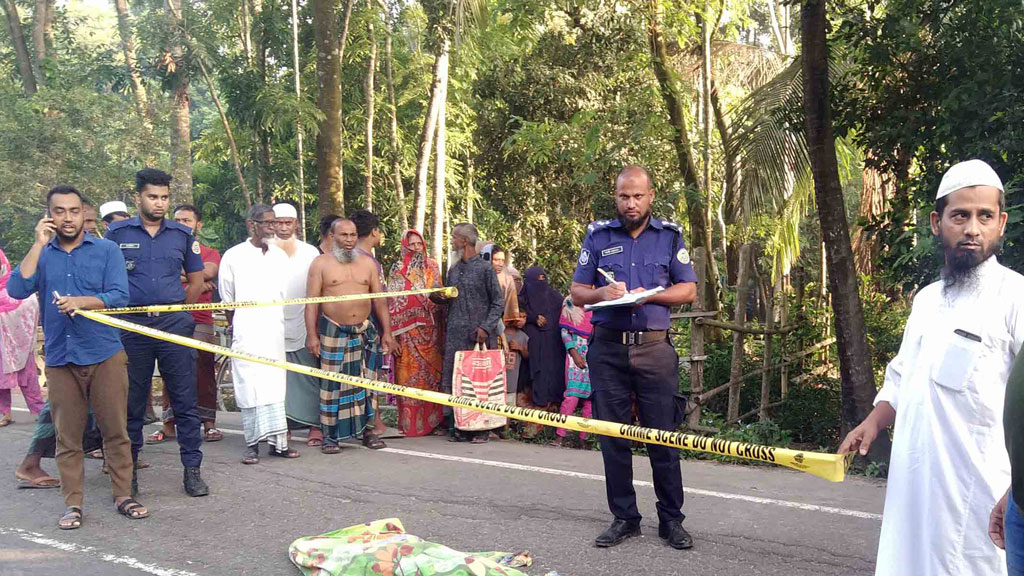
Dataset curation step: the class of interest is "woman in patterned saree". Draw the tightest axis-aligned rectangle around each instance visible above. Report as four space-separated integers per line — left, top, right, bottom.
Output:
387 230 445 437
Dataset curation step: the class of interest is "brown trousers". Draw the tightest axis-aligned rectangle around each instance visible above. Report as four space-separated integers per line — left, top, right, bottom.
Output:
161 323 218 425
47 350 133 507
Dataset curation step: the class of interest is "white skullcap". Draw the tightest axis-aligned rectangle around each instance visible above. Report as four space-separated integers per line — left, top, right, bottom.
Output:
99 200 129 219
272 203 298 219
937 159 1004 200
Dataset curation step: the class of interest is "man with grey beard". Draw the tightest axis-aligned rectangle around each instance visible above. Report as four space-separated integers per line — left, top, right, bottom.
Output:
219 204 300 464
305 219 396 454
840 159 1024 576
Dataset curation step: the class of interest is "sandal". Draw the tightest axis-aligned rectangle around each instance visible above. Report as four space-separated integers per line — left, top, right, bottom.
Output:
320 443 341 455
307 429 323 447
145 430 175 444
0 414 12 427
203 428 223 442
241 445 260 465
85 449 104 459
135 459 150 469
269 447 301 459
471 434 489 444
361 433 387 450
16 474 60 489
58 506 83 530
115 497 149 520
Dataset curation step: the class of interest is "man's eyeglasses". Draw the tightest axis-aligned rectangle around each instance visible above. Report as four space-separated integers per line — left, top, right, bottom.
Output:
250 219 276 227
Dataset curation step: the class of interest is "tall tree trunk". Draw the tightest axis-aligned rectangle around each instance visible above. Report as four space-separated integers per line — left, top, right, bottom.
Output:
167 0 192 201
254 0 273 203
314 0 345 216
113 0 152 131
31 0 47 86
465 153 474 222
727 243 753 422
801 0 887 459
430 63 449 266
647 0 720 315
241 0 253 66
852 156 892 276
700 2 722 309
3 0 37 95
290 0 306 238
336 0 355 211
363 0 377 209
383 12 408 231
413 45 447 233
196 57 251 208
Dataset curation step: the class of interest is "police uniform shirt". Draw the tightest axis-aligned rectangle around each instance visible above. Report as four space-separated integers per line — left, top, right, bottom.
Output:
572 217 697 332
105 216 204 306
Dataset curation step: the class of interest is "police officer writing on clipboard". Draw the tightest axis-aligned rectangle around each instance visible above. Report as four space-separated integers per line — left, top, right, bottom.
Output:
570 165 698 550
105 169 210 498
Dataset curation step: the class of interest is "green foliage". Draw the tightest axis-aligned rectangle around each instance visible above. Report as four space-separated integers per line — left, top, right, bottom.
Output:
0 82 166 260
772 379 841 447
833 0 1024 291
473 0 682 288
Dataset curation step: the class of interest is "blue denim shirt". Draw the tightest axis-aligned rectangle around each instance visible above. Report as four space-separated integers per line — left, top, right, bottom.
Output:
7 233 129 366
572 217 697 331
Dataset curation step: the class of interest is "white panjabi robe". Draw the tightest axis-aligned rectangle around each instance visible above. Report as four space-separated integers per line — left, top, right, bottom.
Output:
218 240 289 410
278 240 320 353
874 256 1024 576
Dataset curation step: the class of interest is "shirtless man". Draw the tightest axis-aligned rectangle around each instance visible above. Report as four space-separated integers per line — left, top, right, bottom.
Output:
305 219 396 454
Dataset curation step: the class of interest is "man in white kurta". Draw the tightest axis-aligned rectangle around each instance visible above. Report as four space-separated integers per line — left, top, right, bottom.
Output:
219 204 300 464
840 160 1024 576
270 203 323 445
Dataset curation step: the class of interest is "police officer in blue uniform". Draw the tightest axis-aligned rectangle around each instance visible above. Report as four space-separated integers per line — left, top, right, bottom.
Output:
106 169 210 497
571 165 698 550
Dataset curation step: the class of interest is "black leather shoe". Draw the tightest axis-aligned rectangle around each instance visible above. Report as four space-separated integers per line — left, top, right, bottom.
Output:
594 519 641 548
183 466 209 497
658 520 693 549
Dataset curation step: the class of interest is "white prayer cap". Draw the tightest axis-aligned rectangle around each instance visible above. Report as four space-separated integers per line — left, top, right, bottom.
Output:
273 203 298 219
936 159 1004 200
99 200 129 219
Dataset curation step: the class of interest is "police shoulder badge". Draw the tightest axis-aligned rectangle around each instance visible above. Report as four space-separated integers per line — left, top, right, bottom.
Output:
677 248 690 264
579 248 590 266
191 240 201 255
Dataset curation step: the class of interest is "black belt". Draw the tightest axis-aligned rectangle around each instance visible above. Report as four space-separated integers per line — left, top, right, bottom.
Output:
594 325 668 346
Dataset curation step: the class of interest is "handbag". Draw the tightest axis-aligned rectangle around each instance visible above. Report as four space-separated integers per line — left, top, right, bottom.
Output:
452 343 507 431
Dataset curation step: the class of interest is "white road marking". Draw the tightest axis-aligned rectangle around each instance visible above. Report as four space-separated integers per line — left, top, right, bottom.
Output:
378 447 883 521
0 526 201 576
12 407 882 521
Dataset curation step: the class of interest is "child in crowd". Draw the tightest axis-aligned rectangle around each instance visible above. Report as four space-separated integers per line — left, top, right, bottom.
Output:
552 296 592 447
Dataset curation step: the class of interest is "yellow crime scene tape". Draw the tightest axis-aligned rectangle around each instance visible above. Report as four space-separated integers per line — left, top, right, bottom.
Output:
75 308 852 482
92 286 458 315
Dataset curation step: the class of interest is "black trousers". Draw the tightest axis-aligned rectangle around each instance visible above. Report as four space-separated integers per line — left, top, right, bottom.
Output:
588 334 686 524
122 312 203 467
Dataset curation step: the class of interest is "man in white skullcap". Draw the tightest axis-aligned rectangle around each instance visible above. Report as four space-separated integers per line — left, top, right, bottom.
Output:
99 201 131 226
840 159 1024 576
269 203 326 446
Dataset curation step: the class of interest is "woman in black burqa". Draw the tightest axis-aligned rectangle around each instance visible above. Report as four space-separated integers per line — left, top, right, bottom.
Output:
518 267 566 408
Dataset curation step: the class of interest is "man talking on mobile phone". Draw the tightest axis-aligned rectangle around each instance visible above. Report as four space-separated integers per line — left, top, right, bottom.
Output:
8 185 146 529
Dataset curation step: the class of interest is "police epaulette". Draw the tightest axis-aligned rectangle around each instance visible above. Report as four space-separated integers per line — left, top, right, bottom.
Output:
662 220 684 234
586 219 614 233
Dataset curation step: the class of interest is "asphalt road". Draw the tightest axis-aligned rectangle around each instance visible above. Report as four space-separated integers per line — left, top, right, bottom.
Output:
0 402 884 576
